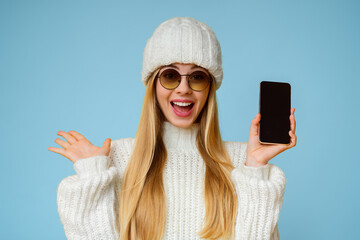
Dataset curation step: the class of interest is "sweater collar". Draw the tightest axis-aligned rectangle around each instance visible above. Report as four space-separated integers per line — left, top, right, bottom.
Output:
162 121 200 150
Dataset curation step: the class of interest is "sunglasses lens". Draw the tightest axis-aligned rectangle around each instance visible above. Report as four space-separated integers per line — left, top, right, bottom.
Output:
159 69 180 89
189 71 210 91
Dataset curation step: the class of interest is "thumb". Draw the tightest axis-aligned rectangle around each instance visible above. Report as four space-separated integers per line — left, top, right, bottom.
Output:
249 113 261 137
101 138 111 152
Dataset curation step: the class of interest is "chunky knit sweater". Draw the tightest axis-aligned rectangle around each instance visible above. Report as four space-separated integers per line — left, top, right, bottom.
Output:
57 121 287 240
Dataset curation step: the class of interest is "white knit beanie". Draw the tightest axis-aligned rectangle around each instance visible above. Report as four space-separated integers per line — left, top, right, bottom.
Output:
141 16 223 90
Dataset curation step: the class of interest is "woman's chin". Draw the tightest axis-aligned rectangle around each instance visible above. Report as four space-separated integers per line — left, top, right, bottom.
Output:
167 118 195 129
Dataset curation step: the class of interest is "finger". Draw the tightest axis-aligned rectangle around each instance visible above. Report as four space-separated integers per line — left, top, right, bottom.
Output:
102 138 111 147
249 113 261 137
48 146 68 157
293 108 296 133
288 130 297 147
102 138 111 151
68 130 88 142
54 138 70 149
292 115 296 133
58 131 77 144
290 114 295 133
289 108 296 133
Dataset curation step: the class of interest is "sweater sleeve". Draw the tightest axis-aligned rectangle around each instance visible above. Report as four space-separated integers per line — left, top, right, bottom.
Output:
56 154 120 240
231 162 286 240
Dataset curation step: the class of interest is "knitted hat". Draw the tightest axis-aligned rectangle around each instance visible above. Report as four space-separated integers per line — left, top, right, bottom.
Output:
141 17 223 90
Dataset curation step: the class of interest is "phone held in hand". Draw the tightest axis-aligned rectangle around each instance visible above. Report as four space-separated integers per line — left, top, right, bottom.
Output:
259 81 291 144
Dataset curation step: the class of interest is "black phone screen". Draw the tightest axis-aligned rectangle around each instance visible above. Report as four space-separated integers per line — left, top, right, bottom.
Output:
259 81 291 144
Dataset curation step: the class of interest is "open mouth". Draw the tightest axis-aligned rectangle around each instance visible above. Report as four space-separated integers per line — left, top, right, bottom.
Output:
170 101 195 114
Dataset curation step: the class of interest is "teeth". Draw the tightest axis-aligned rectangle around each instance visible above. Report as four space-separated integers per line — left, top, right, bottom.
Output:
172 102 192 107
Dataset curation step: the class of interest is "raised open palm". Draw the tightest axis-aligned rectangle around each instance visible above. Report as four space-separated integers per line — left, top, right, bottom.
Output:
48 130 111 164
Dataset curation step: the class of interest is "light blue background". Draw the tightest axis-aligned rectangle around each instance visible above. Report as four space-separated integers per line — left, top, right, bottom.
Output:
1 0 359 239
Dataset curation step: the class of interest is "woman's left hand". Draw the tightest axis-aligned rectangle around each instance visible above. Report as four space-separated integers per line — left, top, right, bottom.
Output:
245 108 297 167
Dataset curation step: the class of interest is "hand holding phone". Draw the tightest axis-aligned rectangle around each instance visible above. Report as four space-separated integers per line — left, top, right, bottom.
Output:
244 81 297 167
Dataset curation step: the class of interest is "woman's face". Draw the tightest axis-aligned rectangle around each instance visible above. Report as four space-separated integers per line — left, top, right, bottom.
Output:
156 63 211 128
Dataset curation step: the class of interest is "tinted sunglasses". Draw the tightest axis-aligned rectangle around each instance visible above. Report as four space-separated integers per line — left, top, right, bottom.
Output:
157 68 212 92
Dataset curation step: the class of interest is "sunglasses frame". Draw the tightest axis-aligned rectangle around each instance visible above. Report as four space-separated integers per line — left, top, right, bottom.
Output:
156 68 212 92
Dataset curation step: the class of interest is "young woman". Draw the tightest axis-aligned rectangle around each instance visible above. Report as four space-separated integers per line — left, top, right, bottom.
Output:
50 17 297 240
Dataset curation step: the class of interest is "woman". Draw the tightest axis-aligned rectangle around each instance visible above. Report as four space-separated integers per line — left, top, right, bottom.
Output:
50 17 297 240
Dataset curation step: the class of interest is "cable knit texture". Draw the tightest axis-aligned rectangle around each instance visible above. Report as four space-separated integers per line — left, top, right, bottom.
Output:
141 17 224 90
57 121 287 239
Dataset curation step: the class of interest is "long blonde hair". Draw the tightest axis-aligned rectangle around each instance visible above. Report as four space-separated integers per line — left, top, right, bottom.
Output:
118 67 238 240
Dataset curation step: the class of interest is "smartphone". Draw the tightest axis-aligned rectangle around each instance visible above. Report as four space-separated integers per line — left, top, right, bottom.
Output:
259 81 291 144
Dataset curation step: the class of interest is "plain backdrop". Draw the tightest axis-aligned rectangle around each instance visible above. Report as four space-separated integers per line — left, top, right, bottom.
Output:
1 0 359 239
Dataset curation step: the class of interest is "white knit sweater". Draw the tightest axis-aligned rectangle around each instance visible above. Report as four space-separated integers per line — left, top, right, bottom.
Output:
57 121 287 240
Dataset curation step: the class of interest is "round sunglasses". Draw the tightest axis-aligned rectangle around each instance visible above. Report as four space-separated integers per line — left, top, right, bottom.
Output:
157 68 212 92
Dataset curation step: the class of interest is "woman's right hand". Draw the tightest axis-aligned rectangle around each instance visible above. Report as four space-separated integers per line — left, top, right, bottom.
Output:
48 130 111 164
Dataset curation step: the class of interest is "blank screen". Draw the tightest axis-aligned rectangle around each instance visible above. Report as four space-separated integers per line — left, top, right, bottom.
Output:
259 81 291 144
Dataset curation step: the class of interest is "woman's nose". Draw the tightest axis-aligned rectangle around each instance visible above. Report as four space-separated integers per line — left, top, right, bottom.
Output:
175 76 192 94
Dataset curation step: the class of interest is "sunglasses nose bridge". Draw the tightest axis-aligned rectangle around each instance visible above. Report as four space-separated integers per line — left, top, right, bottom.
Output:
178 74 190 79
176 75 192 91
